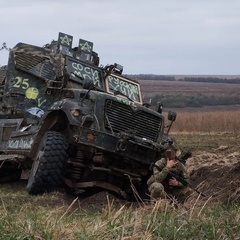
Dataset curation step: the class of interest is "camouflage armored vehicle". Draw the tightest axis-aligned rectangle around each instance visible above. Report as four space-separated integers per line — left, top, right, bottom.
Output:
0 32 177 199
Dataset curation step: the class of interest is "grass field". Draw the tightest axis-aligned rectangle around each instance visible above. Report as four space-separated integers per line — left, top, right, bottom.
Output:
0 179 239 240
139 79 240 96
1 125 239 239
170 110 240 134
1 184 239 239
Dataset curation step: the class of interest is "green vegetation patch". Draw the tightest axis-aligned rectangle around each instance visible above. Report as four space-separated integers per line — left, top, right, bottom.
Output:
147 92 240 108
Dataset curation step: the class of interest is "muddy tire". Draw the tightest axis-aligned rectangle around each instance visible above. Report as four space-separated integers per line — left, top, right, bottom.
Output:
27 131 69 195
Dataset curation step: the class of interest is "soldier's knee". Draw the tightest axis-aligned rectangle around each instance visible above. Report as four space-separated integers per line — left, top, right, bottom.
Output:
149 182 165 199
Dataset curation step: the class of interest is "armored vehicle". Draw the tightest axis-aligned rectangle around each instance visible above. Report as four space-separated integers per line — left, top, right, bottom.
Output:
0 33 176 199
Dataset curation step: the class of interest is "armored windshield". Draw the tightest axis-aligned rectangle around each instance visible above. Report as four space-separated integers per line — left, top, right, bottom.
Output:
105 74 142 104
66 57 104 89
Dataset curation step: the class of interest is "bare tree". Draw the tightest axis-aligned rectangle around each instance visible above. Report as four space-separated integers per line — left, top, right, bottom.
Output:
0 43 10 51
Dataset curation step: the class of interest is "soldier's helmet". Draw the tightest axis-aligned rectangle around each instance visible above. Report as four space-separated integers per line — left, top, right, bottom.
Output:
164 144 181 159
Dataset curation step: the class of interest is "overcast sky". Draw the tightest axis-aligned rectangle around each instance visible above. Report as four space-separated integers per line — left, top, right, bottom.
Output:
1 0 240 75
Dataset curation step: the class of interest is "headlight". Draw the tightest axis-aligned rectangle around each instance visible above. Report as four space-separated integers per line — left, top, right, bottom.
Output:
70 109 81 117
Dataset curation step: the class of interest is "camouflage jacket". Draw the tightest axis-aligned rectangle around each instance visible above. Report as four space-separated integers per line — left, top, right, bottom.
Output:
150 157 190 188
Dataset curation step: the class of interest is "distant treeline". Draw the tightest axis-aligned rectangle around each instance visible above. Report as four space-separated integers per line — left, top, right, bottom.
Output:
124 74 175 81
181 77 240 84
125 74 240 84
144 93 240 108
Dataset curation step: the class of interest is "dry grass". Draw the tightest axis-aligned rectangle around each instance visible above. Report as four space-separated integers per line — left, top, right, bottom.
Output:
169 110 240 133
139 79 240 96
0 188 239 239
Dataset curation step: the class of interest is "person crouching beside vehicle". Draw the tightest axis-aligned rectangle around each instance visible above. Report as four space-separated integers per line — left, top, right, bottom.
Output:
147 147 192 203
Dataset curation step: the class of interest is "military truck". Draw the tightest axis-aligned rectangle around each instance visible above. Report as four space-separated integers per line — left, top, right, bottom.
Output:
0 32 177 199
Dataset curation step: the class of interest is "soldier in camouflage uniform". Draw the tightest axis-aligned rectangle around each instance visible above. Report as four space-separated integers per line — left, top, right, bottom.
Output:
147 147 192 203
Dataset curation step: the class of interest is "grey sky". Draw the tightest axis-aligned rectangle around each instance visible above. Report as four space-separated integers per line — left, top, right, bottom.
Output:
1 0 240 75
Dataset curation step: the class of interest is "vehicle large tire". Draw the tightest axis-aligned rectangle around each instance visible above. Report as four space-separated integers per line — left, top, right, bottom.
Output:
27 131 69 194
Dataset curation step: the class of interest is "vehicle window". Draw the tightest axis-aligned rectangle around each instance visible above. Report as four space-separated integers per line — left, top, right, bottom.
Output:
106 74 142 103
66 57 103 89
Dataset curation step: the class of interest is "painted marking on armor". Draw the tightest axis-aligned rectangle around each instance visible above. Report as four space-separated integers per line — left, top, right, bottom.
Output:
60 34 72 47
37 97 47 107
71 62 101 87
13 77 30 89
8 138 34 149
107 75 140 101
25 87 39 99
79 40 93 53
12 76 48 108
27 107 44 118
116 97 138 108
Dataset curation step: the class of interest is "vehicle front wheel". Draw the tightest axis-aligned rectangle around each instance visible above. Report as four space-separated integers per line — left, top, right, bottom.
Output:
27 131 69 194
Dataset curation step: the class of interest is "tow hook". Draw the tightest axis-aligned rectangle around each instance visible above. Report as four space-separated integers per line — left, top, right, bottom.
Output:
116 139 127 151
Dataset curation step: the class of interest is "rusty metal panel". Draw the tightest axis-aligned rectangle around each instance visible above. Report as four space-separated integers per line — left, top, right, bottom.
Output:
14 51 56 81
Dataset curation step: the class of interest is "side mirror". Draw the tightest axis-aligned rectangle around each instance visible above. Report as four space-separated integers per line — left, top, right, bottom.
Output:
168 110 177 121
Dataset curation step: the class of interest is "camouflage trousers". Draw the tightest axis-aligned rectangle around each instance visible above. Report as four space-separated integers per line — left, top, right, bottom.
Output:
148 182 193 203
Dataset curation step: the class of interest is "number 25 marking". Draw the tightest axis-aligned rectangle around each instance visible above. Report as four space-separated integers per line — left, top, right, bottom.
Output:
13 77 30 89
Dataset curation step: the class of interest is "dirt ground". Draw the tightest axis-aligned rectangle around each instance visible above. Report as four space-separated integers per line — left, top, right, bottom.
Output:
185 149 240 206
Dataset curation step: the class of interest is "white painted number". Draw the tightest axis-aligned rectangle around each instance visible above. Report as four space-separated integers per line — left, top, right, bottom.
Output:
13 77 30 89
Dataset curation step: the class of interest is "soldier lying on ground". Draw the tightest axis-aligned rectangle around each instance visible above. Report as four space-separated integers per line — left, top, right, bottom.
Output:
147 146 193 203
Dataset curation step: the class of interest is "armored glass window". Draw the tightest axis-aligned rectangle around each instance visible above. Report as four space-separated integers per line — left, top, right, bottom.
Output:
105 74 142 104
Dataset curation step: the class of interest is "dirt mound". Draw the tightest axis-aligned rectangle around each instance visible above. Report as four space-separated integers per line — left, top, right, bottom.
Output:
186 150 240 205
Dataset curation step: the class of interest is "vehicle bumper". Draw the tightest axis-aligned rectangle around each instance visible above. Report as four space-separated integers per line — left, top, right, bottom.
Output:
77 128 164 164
